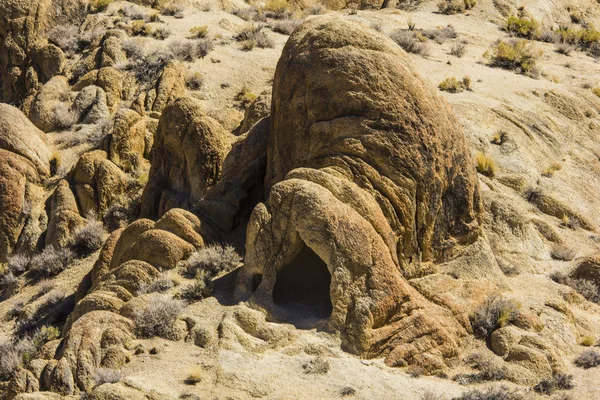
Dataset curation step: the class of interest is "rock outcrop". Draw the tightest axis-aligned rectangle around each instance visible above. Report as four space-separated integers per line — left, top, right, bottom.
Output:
235 18 484 371
0 104 51 261
140 97 233 220
0 0 88 103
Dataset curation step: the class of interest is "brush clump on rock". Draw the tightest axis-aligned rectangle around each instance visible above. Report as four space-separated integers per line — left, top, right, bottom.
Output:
235 17 483 373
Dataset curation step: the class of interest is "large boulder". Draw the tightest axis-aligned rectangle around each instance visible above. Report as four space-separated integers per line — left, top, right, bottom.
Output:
141 97 233 219
235 18 483 372
0 104 51 261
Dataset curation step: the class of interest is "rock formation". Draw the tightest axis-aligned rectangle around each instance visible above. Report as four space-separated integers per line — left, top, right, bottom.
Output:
235 17 483 371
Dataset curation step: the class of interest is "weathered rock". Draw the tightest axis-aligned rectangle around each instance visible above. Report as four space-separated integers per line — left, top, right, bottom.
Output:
0 103 52 174
73 151 130 218
109 109 148 173
0 0 88 103
144 60 187 115
74 67 135 112
0 105 51 261
141 97 233 219
26 76 72 133
5 369 39 400
239 89 271 134
72 85 110 125
491 326 523 356
572 255 600 287
235 18 483 372
46 180 85 248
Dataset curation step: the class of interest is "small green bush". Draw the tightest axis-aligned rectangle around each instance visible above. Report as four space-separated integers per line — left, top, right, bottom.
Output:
189 25 208 39
471 294 521 337
439 76 471 93
489 40 541 77
504 15 541 39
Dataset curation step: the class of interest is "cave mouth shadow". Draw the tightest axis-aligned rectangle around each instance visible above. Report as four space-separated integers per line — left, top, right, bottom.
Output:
272 242 333 330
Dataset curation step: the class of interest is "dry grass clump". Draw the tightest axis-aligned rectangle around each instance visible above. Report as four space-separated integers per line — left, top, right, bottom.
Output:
471 294 521 337
451 42 467 57
263 0 292 19
504 14 541 39
235 24 274 50
302 357 330 374
92 0 113 12
423 25 457 44
438 76 471 93
489 40 541 78
69 219 106 257
579 335 596 346
421 391 445 400
161 2 184 17
189 25 209 39
574 349 600 369
475 151 497 177
232 7 260 22
554 26 600 57
452 385 523 400
437 0 476 15
550 271 599 302
184 368 203 385
185 72 204 90
94 368 123 386
491 130 508 145
131 20 152 37
133 295 185 339
390 30 429 55
138 275 178 295
592 87 600 97
541 162 562 177
29 246 74 278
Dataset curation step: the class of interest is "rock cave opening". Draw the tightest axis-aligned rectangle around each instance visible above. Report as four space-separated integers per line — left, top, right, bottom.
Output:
273 242 333 327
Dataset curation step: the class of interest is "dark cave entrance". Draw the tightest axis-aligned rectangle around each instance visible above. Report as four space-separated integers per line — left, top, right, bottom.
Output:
273 242 333 325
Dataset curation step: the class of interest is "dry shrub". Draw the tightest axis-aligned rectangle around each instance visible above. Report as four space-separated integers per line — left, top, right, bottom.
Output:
138 275 177 295
574 349 600 369
263 0 291 19
542 162 562 177
184 245 242 278
133 295 185 339
451 42 467 57
457 353 508 383
29 246 74 278
0 272 19 299
235 25 274 49
438 0 476 15
128 50 174 84
271 19 299 35
69 219 106 257
190 25 208 39
232 7 259 21
550 271 599 303
556 43 574 55
161 2 184 16
423 25 457 43
185 72 204 90
8 254 30 275
48 25 80 56
121 3 147 20
438 76 471 93
302 357 330 374
131 20 152 36
123 39 145 60
550 244 576 261
0 339 36 380
452 385 523 400
390 30 429 55
471 294 521 337
153 26 171 40
196 38 214 58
